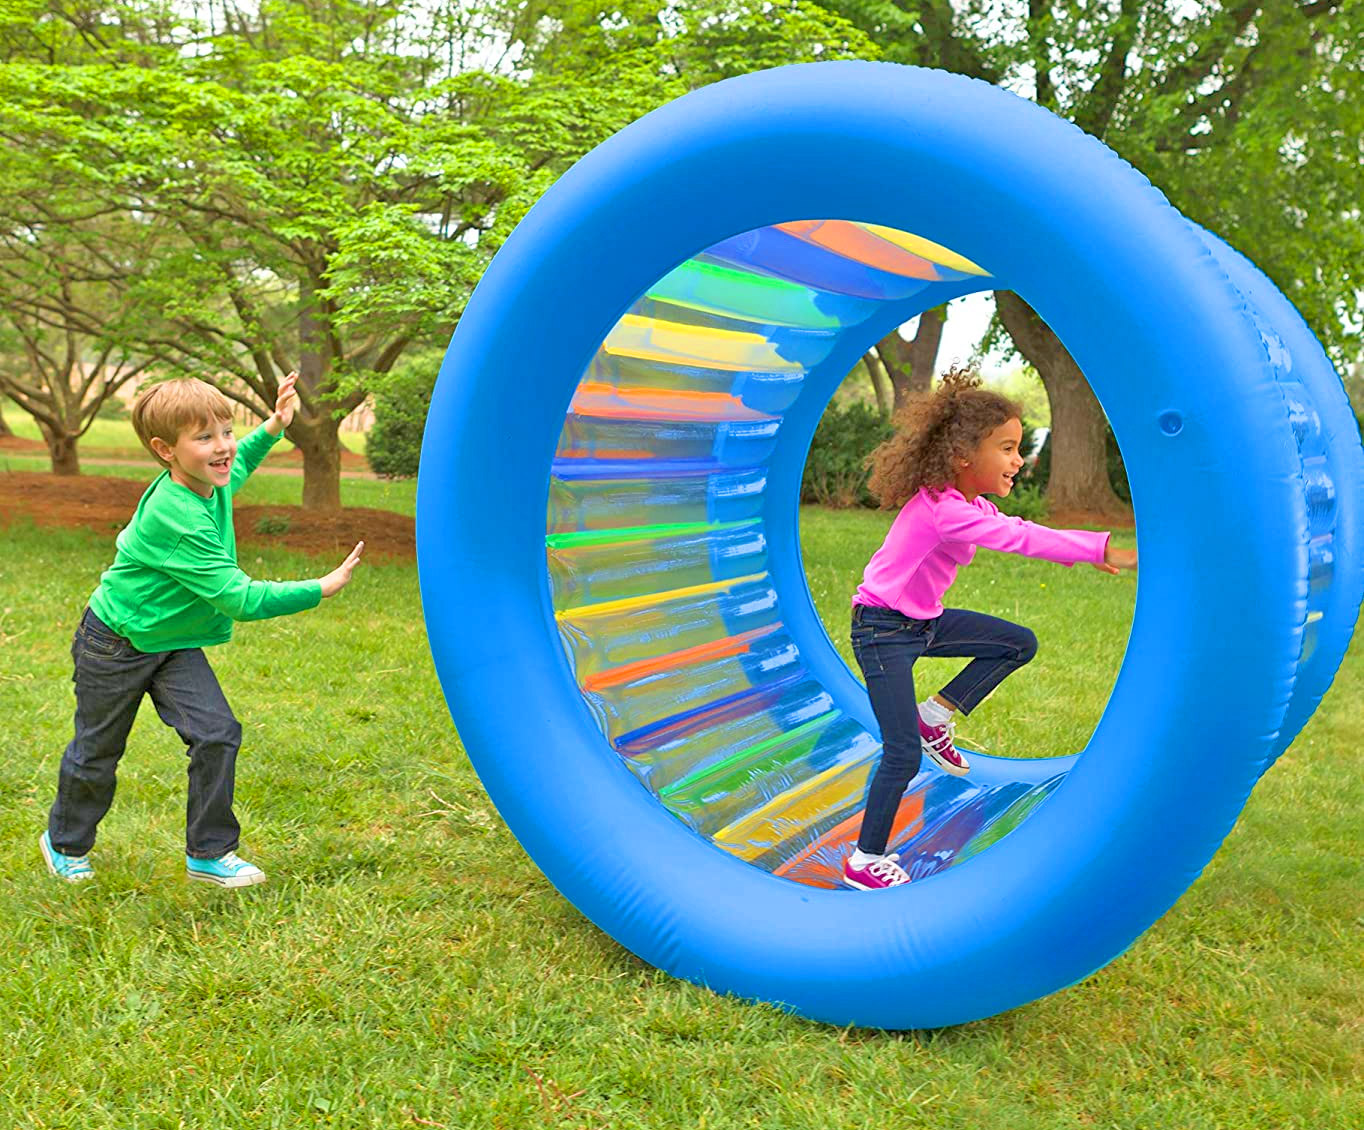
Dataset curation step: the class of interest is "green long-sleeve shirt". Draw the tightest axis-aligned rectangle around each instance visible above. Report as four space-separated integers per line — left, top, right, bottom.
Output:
89 425 322 652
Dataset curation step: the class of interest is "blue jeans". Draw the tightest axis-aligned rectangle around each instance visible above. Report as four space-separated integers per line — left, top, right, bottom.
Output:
47 608 243 859
850 603 1038 855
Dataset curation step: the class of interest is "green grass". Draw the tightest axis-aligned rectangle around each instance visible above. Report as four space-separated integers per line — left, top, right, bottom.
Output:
0 510 1358 1129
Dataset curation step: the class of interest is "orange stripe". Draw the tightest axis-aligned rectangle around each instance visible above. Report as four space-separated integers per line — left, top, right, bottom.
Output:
772 790 926 882
571 383 773 423
581 625 778 692
556 447 656 460
776 220 940 280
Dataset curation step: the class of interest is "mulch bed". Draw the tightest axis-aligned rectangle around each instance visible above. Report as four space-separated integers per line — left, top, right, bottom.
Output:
0 471 414 560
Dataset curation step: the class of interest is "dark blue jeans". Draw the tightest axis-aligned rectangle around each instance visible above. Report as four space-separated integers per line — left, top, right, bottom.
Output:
48 608 243 859
850 603 1038 855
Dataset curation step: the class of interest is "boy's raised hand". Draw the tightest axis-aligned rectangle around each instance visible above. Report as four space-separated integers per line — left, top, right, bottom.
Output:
320 541 365 598
272 370 300 429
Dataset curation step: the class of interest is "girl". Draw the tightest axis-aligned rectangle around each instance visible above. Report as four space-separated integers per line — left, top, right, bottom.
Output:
843 368 1137 891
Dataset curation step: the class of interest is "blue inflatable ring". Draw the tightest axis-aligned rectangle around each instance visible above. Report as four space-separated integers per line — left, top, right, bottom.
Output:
418 62 1362 1028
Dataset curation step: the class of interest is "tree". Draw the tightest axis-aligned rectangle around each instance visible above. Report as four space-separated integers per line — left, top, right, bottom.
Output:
867 307 946 416
0 208 157 473
0 0 873 506
821 0 1362 513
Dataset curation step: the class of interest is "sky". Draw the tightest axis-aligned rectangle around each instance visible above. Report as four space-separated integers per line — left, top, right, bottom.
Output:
898 292 1016 381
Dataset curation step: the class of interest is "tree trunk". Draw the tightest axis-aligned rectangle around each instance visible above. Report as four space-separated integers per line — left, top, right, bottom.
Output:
0 399 11 438
39 421 81 475
292 416 343 510
863 354 893 418
876 306 946 414
995 291 1126 515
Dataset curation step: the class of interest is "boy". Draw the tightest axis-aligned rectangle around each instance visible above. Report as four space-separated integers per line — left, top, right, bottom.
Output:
40 372 364 888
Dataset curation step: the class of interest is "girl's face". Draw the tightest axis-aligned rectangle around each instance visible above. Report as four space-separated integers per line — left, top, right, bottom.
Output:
955 417 1025 501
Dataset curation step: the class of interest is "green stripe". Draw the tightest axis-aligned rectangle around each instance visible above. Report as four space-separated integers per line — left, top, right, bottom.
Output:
651 259 811 296
659 710 839 803
545 519 752 550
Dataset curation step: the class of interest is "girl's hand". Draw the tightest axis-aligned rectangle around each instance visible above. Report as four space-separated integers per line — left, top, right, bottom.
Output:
1094 543 1138 575
319 541 365 597
272 370 300 429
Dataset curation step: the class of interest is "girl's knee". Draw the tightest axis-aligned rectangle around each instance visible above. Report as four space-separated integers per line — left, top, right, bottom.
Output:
1016 626 1039 663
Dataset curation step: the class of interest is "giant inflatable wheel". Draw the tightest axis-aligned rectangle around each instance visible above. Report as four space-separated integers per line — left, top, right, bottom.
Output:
417 63 1363 1029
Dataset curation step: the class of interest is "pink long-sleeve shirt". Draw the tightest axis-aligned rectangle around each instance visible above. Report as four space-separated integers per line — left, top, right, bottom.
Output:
854 486 1111 619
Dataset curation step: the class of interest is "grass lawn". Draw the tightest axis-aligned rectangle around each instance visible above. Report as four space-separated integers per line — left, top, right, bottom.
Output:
0 506 1358 1128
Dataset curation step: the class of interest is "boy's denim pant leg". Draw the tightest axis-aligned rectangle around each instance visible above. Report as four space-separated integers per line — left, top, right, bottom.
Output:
851 605 1038 855
48 608 243 859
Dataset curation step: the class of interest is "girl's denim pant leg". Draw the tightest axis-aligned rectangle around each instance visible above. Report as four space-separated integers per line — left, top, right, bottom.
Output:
851 604 1038 855
48 607 243 859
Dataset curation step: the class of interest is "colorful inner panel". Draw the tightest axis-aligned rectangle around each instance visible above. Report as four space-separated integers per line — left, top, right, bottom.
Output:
546 220 1072 888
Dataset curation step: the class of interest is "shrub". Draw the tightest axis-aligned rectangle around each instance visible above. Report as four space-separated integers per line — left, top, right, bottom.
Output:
366 350 442 479
253 514 292 536
801 400 894 508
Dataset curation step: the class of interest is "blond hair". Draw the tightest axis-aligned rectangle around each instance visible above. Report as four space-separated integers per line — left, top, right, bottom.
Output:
132 378 234 467
866 367 1023 509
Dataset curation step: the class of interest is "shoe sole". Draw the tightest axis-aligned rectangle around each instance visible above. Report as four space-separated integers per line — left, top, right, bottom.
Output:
842 875 908 891
186 869 266 889
39 834 93 883
922 743 971 777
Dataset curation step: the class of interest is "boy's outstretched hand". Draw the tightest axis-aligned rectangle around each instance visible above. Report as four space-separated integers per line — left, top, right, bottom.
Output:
1093 543 1138 575
320 541 365 597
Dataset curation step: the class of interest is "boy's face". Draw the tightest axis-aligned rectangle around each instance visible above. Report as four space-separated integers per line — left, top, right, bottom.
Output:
154 417 237 498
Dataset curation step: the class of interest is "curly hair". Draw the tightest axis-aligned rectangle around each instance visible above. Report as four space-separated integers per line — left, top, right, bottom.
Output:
866 367 1023 510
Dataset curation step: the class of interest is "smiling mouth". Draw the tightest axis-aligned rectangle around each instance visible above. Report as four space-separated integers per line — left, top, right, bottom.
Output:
210 459 231 472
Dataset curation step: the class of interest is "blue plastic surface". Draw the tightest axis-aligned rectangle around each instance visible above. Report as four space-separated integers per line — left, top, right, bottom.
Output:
417 62 1362 1029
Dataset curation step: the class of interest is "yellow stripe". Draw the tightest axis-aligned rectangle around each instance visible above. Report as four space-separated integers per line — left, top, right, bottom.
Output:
555 572 769 622
861 225 991 276
711 760 873 862
604 314 802 372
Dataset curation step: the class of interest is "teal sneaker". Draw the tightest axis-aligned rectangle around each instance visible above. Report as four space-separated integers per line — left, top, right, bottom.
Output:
186 851 266 888
41 831 94 883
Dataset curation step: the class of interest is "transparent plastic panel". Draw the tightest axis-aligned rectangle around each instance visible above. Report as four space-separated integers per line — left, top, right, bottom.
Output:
644 256 880 329
547 521 767 610
548 465 768 533
662 712 875 838
555 574 780 685
556 414 780 464
544 223 1048 885
585 349 807 414
581 625 800 748
625 676 836 793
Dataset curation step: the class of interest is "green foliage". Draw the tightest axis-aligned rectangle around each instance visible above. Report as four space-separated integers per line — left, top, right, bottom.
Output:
366 348 441 479
801 399 893 508
253 514 292 536
822 0 1364 365
95 396 129 421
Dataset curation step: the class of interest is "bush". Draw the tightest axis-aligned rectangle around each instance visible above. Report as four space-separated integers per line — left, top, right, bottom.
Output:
253 514 291 536
366 350 441 479
801 400 894 508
